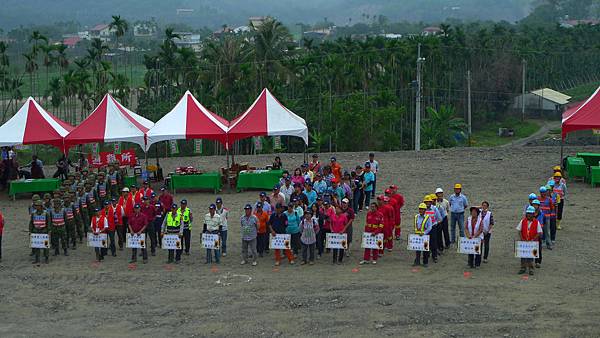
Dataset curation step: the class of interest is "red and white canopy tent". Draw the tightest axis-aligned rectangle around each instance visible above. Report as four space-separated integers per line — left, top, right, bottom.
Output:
0 97 73 151
227 88 308 148
145 91 230 150
64 93 154 151
560 86 600 160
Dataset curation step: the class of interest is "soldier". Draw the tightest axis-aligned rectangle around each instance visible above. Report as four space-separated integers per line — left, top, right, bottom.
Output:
85 182 98 213
107 165 120 199
49 198 69 256
29 194 41 256
43 193 52 210
161 204 183 264
30 200 51 264
96 172 109 207
77 184 90 238
63 194 78 250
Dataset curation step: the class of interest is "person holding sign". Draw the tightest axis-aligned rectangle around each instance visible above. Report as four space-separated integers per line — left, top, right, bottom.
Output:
413 203 432 267
90 208 109 262
101 201 117 257
464 207 483 268
178 200 193 256
161 204 183 264
128 204 148 264
389 185 405 241
30 200 50 264
285 203 302 257
240 204 258 266
517 206 542 275
424 195 441 263
202 204 222 264
361 202 384 265
377 195 395 254
480 201 494 263
328 205 349 264
299 209 319 265
269 203 294 266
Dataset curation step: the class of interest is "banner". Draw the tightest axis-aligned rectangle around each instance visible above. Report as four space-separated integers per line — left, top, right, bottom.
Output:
88 149 137 168
273 136 281 150
91 143 99 156
254 137 262 151
269 234 291 250
87 233 108 248
113 142 121 155
458 237 482 255
361 232 384 249
162 234 182 250
407 234 430 251
194 139 202 154
515 241 540 258
326 233 348 249
169 140 179 155
202 233 220 249
126 233 146 249
30 233 50 248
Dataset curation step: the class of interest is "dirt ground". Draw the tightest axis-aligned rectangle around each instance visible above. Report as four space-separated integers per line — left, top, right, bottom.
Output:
1 145 600 337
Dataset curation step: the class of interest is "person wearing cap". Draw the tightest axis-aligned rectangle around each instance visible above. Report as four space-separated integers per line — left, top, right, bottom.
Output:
449 183 468 244
96 172 109 207
377 195 395 253
312 173 327 196
101 201 117 257
141 196 158 256
434 188 450 250
537 186 554 250
328 205 350 264
285 203 303 257
76 185 90 238
132 185 144 205
49 198 69 257
240 204 259 266
309 154 321 175
299 209 319 265
29 194 41 215
551 171 567 230
71 192 84 244
85 183 98 215
107 165 120 199
340 198 355 257
360 202 384 265
363 163 375 208
330 157 342 183
531 199 545 268
141 181 154 199
414 203 433 267
423 195 441 263
203 204 222 264
30 200 51 264
128 204 148 264
63 194 78 250
90 208 109 261
304 181 317 208
161 203 184 263
465 206 483 268
255 192 272 214
178 199 194 255
517 206 542 275
366 153 379 198
254 202 270 257
385 189 399 240
546 181 559 243
117 187 133 249
159 186 174 214
388 185 405 241
290 183 309 209
43 193 52 211
270 186 286 211
317 200 334 257
480 201 494 263
268 203 294 266
214 197 230 257
302 163 314 182
151 193 164 249
111 198 125 250
281 178 295 204
322 165 335 187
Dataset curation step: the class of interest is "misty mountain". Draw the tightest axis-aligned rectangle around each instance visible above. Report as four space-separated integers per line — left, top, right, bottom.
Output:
0 0 535 31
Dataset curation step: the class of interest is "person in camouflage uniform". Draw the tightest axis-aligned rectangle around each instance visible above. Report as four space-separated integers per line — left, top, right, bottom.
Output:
49 198 68 256
42 193 52 211
77 185 90 237
85 182 98 214
63 194 78 250
29 194 41 256
96 172 109 207
30 200 50 264
70 192 83 243
107 164 121 199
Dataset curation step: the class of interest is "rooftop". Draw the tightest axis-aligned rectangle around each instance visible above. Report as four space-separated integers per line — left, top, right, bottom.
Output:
530 88 571 105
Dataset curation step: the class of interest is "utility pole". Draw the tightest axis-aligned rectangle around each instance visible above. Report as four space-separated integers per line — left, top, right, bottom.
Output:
415 43 425 152
522 59 526 121
467 69 472 145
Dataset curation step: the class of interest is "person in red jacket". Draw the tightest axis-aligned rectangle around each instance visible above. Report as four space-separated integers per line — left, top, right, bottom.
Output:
141 196 157 255
159 186 174 213
90 208 109 262
117 187 133 249
101 201 117 257
0 210 4 262
132 185 144 205
389 184 405 240
111 198 125 250
377 195 395 253
361 202 384 265
128 204 148 264
517 206 542 275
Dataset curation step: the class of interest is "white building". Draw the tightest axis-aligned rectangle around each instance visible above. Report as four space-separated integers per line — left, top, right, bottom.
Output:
512 88 571 118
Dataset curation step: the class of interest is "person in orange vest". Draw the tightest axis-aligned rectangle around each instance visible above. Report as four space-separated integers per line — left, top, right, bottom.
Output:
330 157 343 183
141 181 154 199
389 185 405 240
90 208 109 262
111 198 125 251
517 206 542 275
551 171 567 230
360 202 384 265
101 201 117 257
537 186 554 250
376 195 395 253
131 185 144 205
117 187 134 249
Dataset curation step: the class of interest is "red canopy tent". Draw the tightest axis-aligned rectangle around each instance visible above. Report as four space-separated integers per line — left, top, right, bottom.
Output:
0 97 73 151
65 94 154 151
562 87 600 138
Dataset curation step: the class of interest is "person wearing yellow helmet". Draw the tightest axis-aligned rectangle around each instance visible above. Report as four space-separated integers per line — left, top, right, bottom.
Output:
424 194 441 263
413 203 432 267
449 183 468 244
551 171 567 230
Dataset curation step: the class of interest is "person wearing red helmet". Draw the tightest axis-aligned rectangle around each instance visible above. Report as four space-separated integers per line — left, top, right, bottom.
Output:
389 185 405 240
377 195 395 253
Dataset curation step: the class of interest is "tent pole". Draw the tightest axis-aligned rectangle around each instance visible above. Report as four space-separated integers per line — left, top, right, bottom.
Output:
560 136 564 168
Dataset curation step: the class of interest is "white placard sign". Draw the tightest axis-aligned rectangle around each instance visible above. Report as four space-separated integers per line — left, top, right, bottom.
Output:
269 234 291 250
162 234 182 250
127 233 146 249
87 233 108 248
30 234 50 248
326 233 348 249
458 237 482 255
407 234 430 251
515 241 540 258
202 233 221 249
361 232 384 249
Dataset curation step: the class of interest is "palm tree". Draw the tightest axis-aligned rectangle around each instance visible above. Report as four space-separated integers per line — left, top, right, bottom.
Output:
55 44 69 76
252 18 293 87
109 15 129 75
111 73 130 105
3 76 23 123
39 44 55 102
46 77 64 119
0 41 8 68
421 105 466 149
28 31 47 98
23 52 38 98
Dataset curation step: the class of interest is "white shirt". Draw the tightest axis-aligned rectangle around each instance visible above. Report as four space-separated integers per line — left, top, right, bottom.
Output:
465 216 483 239
281 185 294 204
216 207 229 231
204 213 222 232
368 160 379 174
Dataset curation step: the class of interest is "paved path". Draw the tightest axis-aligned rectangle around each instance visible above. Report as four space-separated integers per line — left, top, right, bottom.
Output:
501 121 561 147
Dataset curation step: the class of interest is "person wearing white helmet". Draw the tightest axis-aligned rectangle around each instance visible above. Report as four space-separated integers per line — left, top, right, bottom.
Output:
435 188 450 252
517 206 542 275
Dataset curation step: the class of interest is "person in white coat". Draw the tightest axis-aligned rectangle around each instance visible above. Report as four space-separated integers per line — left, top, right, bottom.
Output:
464 206 483 268
479 201 494 263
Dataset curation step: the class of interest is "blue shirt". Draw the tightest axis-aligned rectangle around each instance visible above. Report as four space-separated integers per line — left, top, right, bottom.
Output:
304 189 317 207
363 171 375 192
449 194 468 213
313 180 327 195
285 210 302 234
415 214 433 235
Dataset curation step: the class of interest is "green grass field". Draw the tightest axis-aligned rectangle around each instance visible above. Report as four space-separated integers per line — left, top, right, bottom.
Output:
471 117 541 147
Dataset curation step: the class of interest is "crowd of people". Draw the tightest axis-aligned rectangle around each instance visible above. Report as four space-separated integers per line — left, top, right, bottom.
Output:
21 156 567 274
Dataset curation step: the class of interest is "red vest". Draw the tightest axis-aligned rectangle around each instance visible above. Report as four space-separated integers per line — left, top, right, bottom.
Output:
101 206 116 231
91 215 107 233
520 218 539 241
118 194 134 217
